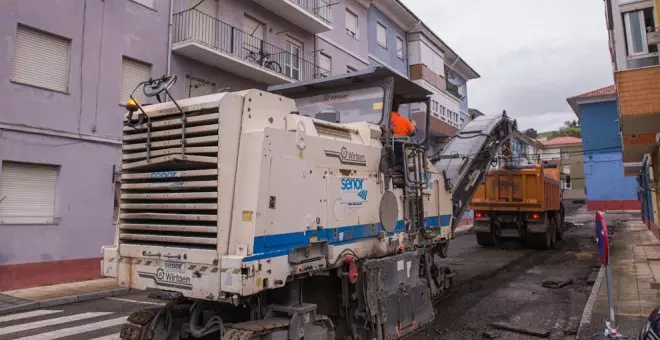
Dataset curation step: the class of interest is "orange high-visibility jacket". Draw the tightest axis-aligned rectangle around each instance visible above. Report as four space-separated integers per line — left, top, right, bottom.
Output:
390 111 414 136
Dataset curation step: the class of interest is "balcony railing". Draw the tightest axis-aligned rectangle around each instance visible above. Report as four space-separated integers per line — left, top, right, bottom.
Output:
173 9 329 82
290 0 333 23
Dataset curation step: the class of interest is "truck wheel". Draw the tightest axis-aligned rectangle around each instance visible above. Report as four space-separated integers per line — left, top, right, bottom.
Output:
476 232 496 247
527 229 551 250
549 219 557 247
555 212 564 241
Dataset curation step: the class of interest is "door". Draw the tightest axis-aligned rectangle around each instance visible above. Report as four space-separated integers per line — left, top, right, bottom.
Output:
243 15 264 55
284 38 302 80
189 0 217 47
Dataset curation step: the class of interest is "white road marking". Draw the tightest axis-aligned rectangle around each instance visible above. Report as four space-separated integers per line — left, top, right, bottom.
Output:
0 310 62 323
13 316 126 340
0 312 112 336
88 333 121 340
106 297 165 306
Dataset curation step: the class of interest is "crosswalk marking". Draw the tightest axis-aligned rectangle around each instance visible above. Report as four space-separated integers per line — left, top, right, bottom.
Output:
88 333 121 340
0 312 112 336
0 310 62 323
13 316 126 340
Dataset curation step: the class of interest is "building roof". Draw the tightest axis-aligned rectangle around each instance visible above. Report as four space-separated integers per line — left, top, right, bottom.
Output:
468 108 485 118
566 85 616 116
512 130 543 148
541 136 582 146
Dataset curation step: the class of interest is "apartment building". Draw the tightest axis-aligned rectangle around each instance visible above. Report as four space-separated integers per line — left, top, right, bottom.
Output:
407 26 480 155
539 137 586 203
0 0 477 290
604 0 660 228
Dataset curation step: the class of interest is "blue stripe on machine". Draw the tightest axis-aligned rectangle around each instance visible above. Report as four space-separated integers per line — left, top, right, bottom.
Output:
245 214 451 262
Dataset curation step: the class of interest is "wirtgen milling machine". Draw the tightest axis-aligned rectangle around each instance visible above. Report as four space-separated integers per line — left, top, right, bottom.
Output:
102 67 514 339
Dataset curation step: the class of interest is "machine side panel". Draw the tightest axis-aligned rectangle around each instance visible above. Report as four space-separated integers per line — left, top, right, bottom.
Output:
217 94 244 255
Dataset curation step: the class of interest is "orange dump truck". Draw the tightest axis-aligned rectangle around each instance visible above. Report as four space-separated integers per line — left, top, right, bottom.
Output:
470 159 565 249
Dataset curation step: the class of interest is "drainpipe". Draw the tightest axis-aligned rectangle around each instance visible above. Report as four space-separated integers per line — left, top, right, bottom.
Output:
166 0 174 75
604 0 618 73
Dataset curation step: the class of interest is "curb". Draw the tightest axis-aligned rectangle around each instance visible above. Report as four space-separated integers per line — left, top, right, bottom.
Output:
0 288 132 316
576 262 605 339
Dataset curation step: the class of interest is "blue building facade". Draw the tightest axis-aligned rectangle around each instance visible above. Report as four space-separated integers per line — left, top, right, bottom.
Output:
639 156 655 228
366 6 408 76
568 86 640 211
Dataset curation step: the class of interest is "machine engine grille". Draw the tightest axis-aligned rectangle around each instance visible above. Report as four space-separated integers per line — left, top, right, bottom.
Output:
118 107 220 250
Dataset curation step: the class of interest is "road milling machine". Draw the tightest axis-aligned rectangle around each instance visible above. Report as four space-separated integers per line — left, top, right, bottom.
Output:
102 67 515 340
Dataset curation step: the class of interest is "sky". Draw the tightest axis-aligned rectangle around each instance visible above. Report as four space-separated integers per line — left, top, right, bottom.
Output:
400 0 615 132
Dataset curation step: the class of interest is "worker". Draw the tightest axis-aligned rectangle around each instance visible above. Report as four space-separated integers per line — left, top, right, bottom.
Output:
390 97 415 137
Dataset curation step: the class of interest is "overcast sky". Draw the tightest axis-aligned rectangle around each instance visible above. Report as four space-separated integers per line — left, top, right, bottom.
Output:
401 0 614 132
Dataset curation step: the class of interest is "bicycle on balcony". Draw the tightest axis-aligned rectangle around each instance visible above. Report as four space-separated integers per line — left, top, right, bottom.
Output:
244 46 282 74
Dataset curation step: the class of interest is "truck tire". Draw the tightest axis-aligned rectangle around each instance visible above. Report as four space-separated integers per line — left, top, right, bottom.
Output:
476 232 496 246
555 212 564 241
528 230 551 249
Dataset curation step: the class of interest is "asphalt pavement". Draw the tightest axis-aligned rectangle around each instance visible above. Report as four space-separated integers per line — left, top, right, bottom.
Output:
0 204 621 340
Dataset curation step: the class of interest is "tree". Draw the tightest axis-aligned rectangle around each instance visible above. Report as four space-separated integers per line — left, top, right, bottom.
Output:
550 120 581 138
523 128 538 139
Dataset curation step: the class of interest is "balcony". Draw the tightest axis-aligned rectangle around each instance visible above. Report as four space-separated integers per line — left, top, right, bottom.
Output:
615 65 660 163
252 0 332 33
172 10 328 85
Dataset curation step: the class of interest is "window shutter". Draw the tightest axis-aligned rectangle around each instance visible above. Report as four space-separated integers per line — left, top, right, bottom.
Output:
0 162 58 224
120 57 151 104
11 26 70 92
346 11 357 37
187 75 216 97
319 53 331 76
377 23 387 47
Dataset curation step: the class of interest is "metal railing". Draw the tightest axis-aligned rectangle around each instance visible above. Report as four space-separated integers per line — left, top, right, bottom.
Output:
289 0 333 23
173 9 329 82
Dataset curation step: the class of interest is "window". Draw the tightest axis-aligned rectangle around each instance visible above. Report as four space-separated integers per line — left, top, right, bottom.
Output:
284 39 302 80
120 57 151 104
440 105 445 116
0 161 59 224
186 75 216 97
130 0 155 9
11 25 70 93
396 35 404 59
623 9 657 56
347 65 357 73
377 22 387 48
346 10 358 39
319 53 332 77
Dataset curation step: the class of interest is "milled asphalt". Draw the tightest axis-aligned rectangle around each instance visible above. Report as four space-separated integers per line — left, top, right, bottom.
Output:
0 204 625 340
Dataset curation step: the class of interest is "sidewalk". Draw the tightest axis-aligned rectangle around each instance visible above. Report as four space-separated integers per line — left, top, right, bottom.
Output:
0 278 129 315
579 219 659 338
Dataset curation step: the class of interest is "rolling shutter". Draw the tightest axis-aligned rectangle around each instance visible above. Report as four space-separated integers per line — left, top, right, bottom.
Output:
0 162 58 224
186 75 216 97
120 57 151 104
319 53 331 77
11 25 71 92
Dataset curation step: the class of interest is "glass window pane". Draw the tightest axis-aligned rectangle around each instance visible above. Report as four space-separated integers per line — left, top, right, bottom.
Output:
628 11 645 54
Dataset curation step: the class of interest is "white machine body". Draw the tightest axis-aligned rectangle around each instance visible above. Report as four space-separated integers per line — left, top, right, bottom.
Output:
102 89 453 301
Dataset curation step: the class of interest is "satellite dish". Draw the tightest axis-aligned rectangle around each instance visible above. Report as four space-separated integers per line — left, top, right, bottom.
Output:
379 191 399 232
143 75 177 98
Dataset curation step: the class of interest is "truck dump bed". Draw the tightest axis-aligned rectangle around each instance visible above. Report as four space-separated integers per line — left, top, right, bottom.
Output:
471 162 561 212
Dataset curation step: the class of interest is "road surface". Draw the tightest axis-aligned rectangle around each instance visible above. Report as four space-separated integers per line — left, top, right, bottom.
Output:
0 204 616 340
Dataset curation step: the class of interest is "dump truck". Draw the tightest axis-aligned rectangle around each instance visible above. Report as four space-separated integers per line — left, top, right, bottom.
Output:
102 67 515 340
470 159 566 249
